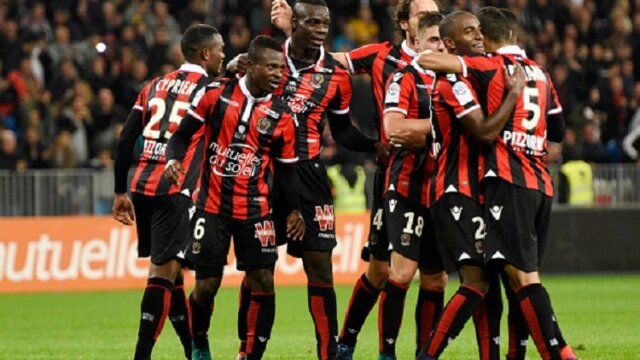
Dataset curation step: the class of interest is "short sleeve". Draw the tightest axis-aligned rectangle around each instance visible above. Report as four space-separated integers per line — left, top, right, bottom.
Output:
327 72 351 115
439 76 481 119
384 69 415 116
547 77 563 115
346 42 388 75
187 85 219 122
133 80 153 113
275 111 298 163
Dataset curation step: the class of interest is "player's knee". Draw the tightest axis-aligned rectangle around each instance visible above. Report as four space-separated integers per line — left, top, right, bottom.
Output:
194 277 221 303
459 265 489 294
389 263 416 285
419 270 448 292
148 260 182 282
303 251 334 285
366 260 389 289
246 268 275 293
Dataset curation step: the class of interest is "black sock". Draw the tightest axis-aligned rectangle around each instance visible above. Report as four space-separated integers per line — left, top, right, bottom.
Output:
238 280 251 354
246 292 276 360
189 291 214 349
541 287 568 350
422 286 484 358
517 284 562 360
472 272 502 360
339 273 381 348
379 279 408 357
308 283 338 360
415 288 444 355
134 277 173 360
504 273 528 360
169 276 192 359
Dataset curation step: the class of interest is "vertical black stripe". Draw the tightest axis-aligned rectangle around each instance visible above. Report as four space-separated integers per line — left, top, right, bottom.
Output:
197 82 231 210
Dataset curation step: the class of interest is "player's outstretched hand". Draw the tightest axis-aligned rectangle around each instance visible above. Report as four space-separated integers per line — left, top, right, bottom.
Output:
286 210 305 241
389 128 427 150
271 0 292 36
226 53 249 75
374 141 393 160
112 193 135 225
505 63 525 95
164 159 185 186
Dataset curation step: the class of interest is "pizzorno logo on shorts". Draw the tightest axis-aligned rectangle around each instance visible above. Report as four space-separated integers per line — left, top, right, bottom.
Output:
208 142 261 177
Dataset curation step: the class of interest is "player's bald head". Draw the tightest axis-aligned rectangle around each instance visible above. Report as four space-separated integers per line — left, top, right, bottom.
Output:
439 11 469 39
293 0 328 19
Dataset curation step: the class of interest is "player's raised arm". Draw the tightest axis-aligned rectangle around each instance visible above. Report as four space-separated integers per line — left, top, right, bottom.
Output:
458 64 524 144
416 50 464 74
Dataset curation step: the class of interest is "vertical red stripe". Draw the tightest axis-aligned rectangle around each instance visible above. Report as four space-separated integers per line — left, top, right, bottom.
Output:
419 299 435 349
507 313 517 359
245 300 260 354
339 277 365 339
427 292 466 356
311 295 329 360
377 289 387 352
153 287 172 340
130 165 144 194
521 297 551 360
458 135 470 197
473 301 490 360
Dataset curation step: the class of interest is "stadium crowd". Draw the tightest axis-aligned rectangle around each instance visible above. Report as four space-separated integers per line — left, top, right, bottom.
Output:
1 0 640 171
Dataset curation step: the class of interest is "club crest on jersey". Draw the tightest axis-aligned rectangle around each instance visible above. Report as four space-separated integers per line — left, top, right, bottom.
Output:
254 220 276 247
238 124 246 134
310 73 324 89
314 205 335 231
256 118 271 134
400 233 411 246
192 241 201 254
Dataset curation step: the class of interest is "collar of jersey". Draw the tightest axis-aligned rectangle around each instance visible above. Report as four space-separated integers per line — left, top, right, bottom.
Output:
411 58 436 77
496 45 528 58
179 62 208 77
284 37 325 76
401 40 418 59
239 75 272 103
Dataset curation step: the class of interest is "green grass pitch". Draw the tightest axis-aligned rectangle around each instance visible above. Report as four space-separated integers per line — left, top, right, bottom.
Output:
1 274 639 359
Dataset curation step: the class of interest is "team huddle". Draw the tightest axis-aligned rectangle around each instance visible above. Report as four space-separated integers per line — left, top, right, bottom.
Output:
111 1 576 360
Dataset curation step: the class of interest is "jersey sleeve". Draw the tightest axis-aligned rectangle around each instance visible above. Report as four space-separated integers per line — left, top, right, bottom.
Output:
346 42 388 75
132 80 154 126
383 69 415 117
439 75 481 119
274 111 299 163
187 82 221 122
547 77 563 115
327 72 352 115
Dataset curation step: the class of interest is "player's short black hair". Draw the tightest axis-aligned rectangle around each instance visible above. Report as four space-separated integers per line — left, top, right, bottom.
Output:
394 0 442 32
498 7 519 39
248 35 282 62
418 11 444 32
476 6 510 43
439 11 468 39
293 0 328 17
180 24 219 61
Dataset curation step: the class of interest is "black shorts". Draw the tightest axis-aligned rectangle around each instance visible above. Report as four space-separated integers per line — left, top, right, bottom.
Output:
186 210 278 277
483 178 552 272
430 193 485 273
132 193 193 265
385 192 443 269
285 158 337 258
362 164 391 262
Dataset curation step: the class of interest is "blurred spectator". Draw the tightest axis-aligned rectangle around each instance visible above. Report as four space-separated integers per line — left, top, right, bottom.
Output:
58 94 92 165
90 88 127 154
0 129 21 170
346 6 380 46
48 59 79 102
21 125 50 169
582 121 609 163
48 129 76 169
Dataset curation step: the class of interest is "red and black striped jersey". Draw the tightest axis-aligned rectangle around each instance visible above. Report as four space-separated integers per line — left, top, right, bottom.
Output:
189 76 298 221
383 62 435 207
457 46 561 196
272 39 351 161
130 63 211 196
346 41 416 161
427 73 483 206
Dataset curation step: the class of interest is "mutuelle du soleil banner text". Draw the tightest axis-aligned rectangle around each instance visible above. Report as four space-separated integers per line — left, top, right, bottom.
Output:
0 215 370 293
